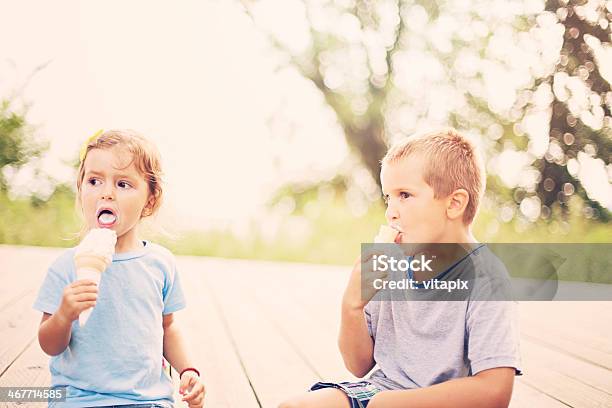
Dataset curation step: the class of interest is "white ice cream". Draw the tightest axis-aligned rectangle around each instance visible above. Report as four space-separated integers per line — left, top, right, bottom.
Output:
98 212 117 225
75 228 117 262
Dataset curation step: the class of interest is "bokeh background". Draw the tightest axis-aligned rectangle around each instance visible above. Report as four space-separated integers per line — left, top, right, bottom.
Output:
1 0 611 265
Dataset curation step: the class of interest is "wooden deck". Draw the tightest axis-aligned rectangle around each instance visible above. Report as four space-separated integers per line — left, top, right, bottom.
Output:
1 245 611 407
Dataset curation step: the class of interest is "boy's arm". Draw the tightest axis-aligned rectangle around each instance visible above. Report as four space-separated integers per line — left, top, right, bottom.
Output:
338 303 375 377
368 367 515 408
338 256 378 377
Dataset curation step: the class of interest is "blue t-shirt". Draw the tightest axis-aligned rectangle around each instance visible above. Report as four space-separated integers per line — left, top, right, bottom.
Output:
33 241 186 408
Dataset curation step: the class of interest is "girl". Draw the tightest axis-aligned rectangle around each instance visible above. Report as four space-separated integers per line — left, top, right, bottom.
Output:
34 129 205 408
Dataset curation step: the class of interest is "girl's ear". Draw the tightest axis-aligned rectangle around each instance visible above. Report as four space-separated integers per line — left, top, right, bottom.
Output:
446 189 470 221
142 196 156 217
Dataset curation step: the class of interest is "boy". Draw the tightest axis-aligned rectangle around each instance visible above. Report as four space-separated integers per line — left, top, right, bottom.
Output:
280 128 521 408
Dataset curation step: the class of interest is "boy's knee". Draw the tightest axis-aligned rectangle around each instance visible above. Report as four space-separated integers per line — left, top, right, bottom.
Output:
279 388 349 408
278 398 301 408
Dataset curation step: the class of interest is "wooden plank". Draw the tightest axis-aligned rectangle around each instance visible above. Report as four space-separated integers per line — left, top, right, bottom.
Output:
177 257 260 408
0 245 54 312
276 262 348 334
0 292 40 378
519 302 612 340
2 246 611 408
232 262 353 383
519 348 612 407
521 336 612 394
520 316 612 371
0 340 50 408
517 301 612 407
520 302 612 354
0 246 58 380
510 380 571 408
0 245 59 288
202 259 319 408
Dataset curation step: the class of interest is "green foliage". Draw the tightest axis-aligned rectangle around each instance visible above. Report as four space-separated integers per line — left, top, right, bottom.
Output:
151 199 385 264
0 99 46 190
3 184 608 283
0 185 81 247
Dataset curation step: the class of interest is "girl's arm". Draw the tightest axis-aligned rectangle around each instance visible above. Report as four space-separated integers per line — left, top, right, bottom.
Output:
38 312 72 356
38 280 98 356
162 313 205 407
162 313 193 373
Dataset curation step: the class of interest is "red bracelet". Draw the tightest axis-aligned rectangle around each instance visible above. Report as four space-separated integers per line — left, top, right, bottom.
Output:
179 367 200 379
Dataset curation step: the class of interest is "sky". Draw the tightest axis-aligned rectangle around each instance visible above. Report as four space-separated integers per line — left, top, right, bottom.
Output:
0 0 347 229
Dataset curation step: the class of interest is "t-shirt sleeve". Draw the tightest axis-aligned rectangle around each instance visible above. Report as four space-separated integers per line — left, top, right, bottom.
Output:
162 261 186 315
33 254 73 315
466 298 523 376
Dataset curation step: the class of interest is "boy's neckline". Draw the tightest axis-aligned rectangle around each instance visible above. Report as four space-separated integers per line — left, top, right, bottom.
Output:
410 243 486 285
112 240 150 261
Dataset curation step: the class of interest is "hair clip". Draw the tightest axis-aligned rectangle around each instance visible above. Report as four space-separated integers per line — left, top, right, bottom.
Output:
79 129 104 163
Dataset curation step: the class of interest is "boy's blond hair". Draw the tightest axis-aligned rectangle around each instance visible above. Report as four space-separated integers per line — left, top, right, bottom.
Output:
382 128 485 224
76 129 164 218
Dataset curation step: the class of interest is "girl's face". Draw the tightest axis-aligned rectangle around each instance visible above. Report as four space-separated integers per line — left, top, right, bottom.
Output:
79 146 153 251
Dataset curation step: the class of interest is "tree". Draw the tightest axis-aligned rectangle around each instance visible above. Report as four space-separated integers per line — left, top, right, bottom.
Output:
538 0 611 219
0 99 44 191
239 0 611 222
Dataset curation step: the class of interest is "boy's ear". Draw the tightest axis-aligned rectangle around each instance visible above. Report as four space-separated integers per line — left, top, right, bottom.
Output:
446 189 469 221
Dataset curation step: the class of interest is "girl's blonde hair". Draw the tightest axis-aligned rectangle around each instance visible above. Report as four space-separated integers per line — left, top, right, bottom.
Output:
76 129 164 218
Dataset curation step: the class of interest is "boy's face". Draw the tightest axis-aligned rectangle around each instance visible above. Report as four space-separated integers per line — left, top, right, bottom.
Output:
381 154 449 243
79 146 152 243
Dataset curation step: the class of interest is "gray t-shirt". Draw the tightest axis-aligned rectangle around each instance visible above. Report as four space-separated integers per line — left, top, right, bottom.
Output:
364 245 522 390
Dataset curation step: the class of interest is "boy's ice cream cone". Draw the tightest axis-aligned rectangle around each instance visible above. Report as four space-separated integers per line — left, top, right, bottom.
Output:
374 225 399 243
74 228 117 326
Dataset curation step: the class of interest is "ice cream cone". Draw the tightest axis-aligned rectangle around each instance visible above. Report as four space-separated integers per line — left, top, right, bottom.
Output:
75 254 109 326
374 225 399 243
73 228 116 327
75 254 109 275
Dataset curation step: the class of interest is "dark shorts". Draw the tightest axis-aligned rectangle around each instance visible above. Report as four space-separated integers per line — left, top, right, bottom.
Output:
91 404 170 408
310 381 381 408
